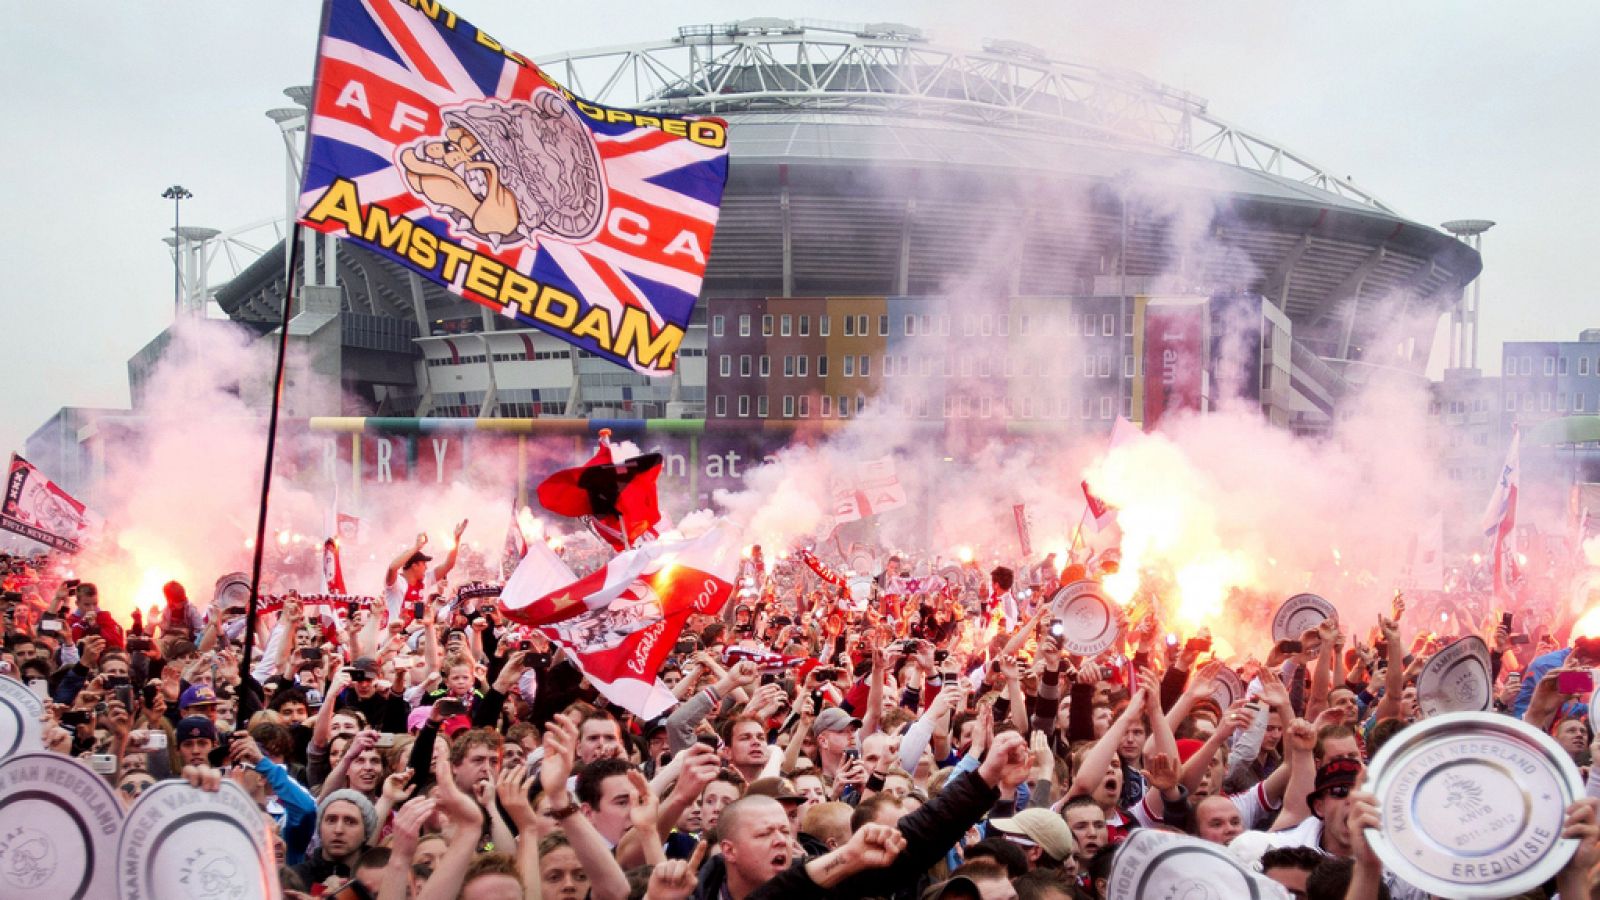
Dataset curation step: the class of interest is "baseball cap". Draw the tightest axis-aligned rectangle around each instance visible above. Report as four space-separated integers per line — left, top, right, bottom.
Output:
989 808 1076 862
1307 757 1363 812
176 716 218 743
404 551 433 568
167 639 199 659
179 684 219 708
921 876 981 900
350 657 380 676
811 707 862 736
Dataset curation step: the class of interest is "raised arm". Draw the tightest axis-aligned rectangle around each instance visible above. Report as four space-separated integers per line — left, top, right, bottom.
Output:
540 713 630 900
1268 718 1318 832
1370 614 1405 722
387 533 427 588
434 520 468 583
1068 685 1146 799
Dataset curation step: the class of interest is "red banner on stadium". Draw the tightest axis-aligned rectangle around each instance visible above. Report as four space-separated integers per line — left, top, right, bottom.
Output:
1142 300 1208 427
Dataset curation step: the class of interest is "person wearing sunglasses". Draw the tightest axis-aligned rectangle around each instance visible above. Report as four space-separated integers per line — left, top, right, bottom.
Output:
116 770 156 808
1260 757 1362 858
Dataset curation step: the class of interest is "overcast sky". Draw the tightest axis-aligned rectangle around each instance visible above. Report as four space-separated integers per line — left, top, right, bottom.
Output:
4 1 1596 459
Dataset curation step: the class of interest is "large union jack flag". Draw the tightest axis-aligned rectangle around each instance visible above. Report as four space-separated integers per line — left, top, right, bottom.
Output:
296 0 730 374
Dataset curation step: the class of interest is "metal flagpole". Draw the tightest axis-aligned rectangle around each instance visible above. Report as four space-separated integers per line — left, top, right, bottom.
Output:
1067 506 1090 560
242 223 306 688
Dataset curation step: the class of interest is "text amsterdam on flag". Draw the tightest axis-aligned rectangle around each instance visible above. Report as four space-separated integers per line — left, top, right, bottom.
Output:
296 0 731 375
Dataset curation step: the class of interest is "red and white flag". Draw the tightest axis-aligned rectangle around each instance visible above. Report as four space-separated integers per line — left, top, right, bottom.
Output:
321 538 347 595
831 456 907 526
1482 427 1520 596
1082 480 1117 533
538 430 663 552
500 523 740 717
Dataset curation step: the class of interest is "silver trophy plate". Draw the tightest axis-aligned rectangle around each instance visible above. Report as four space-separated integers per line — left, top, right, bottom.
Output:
1365 711 1580 898
1416 636 1493 716
1050 580 1122 656
1271 592 1336 642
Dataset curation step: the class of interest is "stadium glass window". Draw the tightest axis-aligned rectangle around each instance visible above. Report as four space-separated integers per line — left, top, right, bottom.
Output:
906 315 917 336
1559 357 1568 375
879 315 889 336
1546 357 1556 376
798 356 808 377
858 315 869 336
799 395 810 417
740 355 752 377
998 315 1009 336
758 396 769 418
784 356 795 377
783 396 795 417
739 315 751 337
781 315 792 336
844 356 855 377
819 315 830 336
712 315 725 337
715 396 727 417
821 395 832 417
839 396 851 418
738 396 751 417
720 355 731 377
759 356 771 377
860 355 870 376
844 316 855 337
818 356 829 376
1104 314 1116 335
799 316 810 336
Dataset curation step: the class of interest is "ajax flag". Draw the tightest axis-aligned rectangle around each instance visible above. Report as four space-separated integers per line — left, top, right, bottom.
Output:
1 455 94 553
297 0 730 374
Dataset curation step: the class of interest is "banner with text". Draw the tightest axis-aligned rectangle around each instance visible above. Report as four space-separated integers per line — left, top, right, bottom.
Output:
1 455 93 553
1142 299 1208 427
297 0 730 374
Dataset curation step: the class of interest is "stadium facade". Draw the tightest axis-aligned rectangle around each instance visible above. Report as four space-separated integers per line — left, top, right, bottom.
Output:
30 19 1486 503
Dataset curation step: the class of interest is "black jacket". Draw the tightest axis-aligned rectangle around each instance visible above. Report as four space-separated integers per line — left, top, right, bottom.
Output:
746 769 1000 900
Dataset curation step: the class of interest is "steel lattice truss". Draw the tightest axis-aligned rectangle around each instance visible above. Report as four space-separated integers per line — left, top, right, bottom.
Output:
535 19 1393 213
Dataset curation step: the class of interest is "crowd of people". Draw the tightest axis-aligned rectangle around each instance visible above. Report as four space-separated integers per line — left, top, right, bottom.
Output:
2 536 1600 900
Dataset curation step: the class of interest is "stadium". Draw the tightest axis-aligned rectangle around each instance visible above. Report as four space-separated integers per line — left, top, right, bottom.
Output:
31 18 1484 505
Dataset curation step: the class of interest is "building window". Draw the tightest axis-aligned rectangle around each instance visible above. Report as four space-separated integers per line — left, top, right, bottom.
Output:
738 395 750 417
819 315 830 337
1084 316 1097 337
1083 357 1095 377
1560 357 1569 375
1103 313 1115 335
1578 393 1587 412
784 356 795 377
739 315 751 337
844 316 855 337
981 314 993 336
799 316 810 336
820 395 832 417
1020 315 1030 335
799 395 810 417
761 315 773 337
857 392 867 414
1542 392 1552 411
1101 396 1114 418
878 314 889 336
740 355 752 377
798 356 808 377
858 315 868 336
980 396 992 418
781 314 792 336
1124 355 1136 377
715 395 727 417
940 315 951 335
1124 313 1134 334
998 314 1009 336
1582 357 1590 376
860 355 870 376
720 355 731 377
1081 398 1091 419
843 356 855 377
712 315 725 337
783 396 795 417
1521 357 1532 375
1559 392 1568 411
818 356 829 376
759 355 771 377
905 315 917 336
1098 356 1112 378
838 395 850 418
980 358 992 378
757 396 769 418
1545 357 1556 376
882 355 894 377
